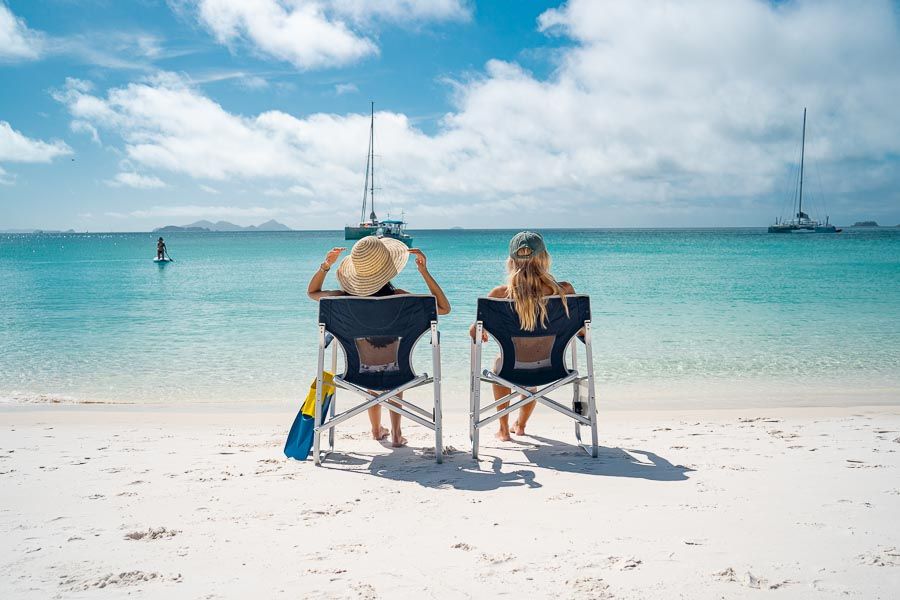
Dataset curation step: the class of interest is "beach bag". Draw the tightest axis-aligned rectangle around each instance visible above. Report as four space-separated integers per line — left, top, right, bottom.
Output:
284 372 335 460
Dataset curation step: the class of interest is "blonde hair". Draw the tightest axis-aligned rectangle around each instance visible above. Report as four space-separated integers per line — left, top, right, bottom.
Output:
506 248 568 331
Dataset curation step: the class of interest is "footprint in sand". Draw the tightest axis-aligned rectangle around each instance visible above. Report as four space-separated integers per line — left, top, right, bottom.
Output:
846 460 885 469
549 492 575 501
351 582 378 599
607 556 641 570
568 577 613 599
124 527 180 541
61 571 182 591
301 505 349 520
480 552 515 564
715 568 791 589
450 542 474 551
858 547 900 567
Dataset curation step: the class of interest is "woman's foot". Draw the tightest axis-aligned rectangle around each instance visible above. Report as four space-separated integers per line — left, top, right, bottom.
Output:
511 420 526 436
391 430 407 448
371 426 389 441
495 428 512 442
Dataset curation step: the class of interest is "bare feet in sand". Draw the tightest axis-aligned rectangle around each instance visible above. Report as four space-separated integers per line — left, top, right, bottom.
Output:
511 421 526 436
391 431 407 448
371 426 389 441
496 428 512 442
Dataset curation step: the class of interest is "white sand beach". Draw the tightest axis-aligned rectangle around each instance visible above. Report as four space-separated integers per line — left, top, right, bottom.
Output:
2 403 900 599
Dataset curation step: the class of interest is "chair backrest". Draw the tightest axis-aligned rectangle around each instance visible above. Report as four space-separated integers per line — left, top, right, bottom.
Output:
477 295 591 386
319 295 438 391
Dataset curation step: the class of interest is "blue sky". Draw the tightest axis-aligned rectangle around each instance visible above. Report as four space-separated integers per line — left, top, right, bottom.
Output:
1 0 899 231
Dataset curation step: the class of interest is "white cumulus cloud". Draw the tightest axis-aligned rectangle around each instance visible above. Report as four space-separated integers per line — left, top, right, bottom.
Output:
186 0 376 70
176 0 469 70
107 172 168 189
57 0 900 226
0 3 43 61
0 121 72 163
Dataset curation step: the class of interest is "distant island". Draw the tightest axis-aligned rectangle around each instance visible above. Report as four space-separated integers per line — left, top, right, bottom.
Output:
852 221 879 227
153 220 292 233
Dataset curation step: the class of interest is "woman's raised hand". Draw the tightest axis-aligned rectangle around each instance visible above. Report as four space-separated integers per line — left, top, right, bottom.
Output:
324 247 346 267
409 248 428 273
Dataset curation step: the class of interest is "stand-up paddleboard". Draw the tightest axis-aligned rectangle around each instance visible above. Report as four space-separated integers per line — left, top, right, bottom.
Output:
154 257 174 264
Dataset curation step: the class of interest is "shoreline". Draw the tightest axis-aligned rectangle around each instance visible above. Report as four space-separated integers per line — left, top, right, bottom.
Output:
3 378 898 411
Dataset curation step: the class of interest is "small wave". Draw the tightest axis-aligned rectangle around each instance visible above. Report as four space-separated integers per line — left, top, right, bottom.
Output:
0 392 121 405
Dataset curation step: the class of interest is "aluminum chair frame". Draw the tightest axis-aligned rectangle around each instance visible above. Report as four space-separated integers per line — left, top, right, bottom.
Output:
312 297 443 465
469 298 598 459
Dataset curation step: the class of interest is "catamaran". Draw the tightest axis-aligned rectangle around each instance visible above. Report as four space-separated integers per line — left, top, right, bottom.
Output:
344 103 413 247
768 108 840 233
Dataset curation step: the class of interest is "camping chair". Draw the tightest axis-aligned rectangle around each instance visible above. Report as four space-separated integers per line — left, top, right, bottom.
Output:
469 295 598 459
313 295 444 465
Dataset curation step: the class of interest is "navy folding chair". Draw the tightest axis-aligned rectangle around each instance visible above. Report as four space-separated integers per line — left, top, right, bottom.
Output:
469 295 598 458
313 295 444 464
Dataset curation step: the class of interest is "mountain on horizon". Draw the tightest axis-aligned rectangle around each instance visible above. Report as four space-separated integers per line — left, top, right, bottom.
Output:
153 219 291 232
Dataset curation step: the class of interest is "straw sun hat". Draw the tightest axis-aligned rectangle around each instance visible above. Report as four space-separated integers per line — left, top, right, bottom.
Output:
336 236 410 296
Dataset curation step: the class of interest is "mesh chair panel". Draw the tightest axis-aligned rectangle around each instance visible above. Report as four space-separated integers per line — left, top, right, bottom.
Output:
320 295 437 391
477 295 591 387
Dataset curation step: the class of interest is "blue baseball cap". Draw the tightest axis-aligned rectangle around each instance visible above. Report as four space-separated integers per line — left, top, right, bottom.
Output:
509 231 546 259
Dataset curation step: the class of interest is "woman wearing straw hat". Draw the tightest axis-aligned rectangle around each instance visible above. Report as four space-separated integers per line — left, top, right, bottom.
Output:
308 236 451 447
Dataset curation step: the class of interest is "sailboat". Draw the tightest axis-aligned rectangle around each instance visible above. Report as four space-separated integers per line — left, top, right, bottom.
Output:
344 103 413 247
768 108 840 233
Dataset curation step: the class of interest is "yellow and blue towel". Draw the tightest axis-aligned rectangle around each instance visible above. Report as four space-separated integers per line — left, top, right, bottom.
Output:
284 373 335 460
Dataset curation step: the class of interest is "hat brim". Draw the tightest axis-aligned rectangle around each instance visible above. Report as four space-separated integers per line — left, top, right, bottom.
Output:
335 237 410 296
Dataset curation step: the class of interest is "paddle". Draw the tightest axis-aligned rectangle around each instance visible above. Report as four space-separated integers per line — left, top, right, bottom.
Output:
164 248 175 262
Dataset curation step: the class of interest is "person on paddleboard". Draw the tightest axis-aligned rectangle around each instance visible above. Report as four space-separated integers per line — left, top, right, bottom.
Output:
157 237 167 260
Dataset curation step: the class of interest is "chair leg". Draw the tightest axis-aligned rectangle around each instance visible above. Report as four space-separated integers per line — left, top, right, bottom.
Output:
431 322 443 464
471 323 483 459
328 342 337 453
584 321 599 458
434 382 443 464
471 381 480 460
469 341 477 442
327 394 336 453
313 325 326 466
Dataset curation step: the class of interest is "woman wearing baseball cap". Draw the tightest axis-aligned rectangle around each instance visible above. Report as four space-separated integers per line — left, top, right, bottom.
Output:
307 236 451 447
471 231 575 441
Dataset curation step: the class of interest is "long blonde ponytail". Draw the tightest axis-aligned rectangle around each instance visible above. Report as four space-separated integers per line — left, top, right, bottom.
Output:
506 250 568 331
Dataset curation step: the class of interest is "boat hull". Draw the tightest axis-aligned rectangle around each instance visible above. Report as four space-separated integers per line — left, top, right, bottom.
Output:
344 226 413 247
767 224 840 233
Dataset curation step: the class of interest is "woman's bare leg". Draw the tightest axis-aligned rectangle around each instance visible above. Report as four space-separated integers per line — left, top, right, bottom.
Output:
388 393 406 447
512 400 537 435
493 383 513 441
367 405 388 440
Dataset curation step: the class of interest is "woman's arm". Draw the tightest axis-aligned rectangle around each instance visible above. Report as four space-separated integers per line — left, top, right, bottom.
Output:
468 285 507 340
558 281 585 337
307 247 346 300
409 249 451 315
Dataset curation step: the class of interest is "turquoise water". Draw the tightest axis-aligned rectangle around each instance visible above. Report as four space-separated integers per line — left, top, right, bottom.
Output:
1 229 898 407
